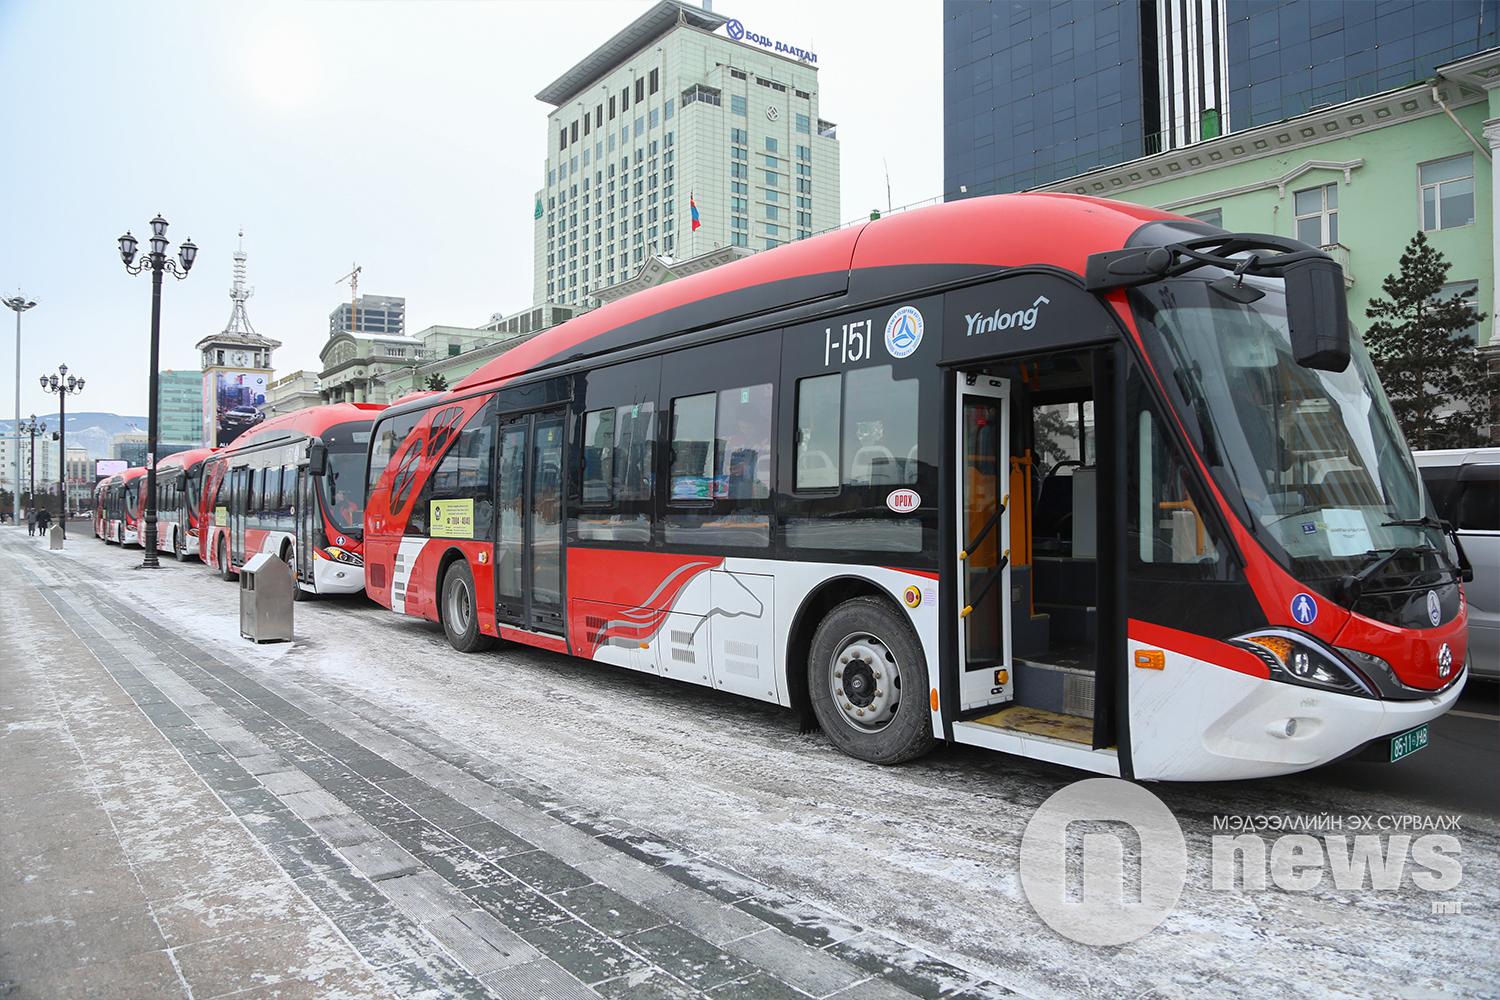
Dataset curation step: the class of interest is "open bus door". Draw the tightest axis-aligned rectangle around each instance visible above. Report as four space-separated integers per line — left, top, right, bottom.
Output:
494 410 566 634
956 373 1014 712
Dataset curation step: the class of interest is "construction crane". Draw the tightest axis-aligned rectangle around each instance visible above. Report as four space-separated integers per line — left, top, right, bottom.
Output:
335 264 361 333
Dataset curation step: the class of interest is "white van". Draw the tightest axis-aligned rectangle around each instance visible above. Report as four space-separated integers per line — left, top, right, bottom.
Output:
1414 448 1499 681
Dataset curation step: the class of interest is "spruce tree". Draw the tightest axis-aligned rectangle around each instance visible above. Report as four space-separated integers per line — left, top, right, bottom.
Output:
1364 231 1494 450
424 372 449 391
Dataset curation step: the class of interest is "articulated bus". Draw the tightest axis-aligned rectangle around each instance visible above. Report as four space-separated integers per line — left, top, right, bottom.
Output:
362 193 1468 781
96 467 148 546
200 402 384 596
151 448 217 561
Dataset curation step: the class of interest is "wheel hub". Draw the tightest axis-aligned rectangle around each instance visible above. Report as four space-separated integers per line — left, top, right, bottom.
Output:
831 635 900 731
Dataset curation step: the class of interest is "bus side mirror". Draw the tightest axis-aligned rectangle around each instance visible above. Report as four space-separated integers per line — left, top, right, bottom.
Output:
308 444 328 477
1283 257 1350 372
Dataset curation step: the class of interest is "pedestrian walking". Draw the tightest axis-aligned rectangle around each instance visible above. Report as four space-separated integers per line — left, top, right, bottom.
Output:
26 509 35 536
35 509 51 535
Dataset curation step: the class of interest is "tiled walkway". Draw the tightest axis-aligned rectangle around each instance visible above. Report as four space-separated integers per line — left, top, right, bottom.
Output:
1 529 1023 999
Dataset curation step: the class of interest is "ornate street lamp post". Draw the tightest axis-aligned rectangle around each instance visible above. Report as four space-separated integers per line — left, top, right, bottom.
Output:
38 365 83 539
118 216 196 568
3 292 37 526
18 414 45 515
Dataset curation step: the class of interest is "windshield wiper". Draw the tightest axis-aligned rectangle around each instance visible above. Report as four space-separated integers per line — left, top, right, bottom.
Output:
1380 516 1445 530
1337 545 1444 603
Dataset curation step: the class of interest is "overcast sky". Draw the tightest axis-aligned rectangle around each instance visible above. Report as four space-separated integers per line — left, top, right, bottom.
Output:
0 0 943 418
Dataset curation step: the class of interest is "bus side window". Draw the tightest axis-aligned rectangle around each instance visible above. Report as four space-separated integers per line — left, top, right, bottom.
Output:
582 408 615 505
418 402 496 540
716 384 772 500
795 374 840 491
1132 406 1225 571
844 366 919 488
267 466 283 513
282 467 298 514
613 402 655 502
669 393 717 502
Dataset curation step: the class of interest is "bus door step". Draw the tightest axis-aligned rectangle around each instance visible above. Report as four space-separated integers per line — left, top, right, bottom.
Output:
971 704 1093 745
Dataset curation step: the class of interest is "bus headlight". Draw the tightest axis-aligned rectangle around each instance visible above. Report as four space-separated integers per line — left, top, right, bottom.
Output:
321 546 363 566
1229 630 1376 698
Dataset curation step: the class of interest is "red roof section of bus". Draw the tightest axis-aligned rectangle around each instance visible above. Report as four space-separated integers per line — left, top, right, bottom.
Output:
155 447 217 471
453 193 1182 394
220 402 385 452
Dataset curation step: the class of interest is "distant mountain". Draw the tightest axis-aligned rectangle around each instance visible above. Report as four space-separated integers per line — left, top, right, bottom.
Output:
0 412 150 462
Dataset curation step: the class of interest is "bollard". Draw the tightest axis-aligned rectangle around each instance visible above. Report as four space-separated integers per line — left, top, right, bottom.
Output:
49 524 64 550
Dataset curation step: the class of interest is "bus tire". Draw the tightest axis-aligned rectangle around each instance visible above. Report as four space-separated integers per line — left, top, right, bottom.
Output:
441 561 493 653
808 596 935 765
173 531 188 562
216 538 234 581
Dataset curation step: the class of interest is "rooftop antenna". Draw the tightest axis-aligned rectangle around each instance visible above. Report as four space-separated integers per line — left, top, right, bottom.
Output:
224 230 257 335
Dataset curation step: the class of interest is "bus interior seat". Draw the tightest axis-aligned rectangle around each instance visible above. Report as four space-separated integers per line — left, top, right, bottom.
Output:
906 445 920 483
797 449 836 485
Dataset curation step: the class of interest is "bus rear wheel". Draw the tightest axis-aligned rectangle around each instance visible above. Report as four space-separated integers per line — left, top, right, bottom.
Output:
808 596 935 765
441 561 494 653
173 530 188 562
216 538 234 581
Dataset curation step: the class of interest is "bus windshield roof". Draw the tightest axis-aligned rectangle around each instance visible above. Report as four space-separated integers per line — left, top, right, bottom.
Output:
1129 273 1447 585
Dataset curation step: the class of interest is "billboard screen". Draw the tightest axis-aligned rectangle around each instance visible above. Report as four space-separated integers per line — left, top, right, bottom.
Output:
95 459 128 478
208 370 269 447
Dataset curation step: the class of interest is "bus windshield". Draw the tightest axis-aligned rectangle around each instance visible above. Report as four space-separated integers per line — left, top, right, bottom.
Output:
320 449 365 537
1129 273 1447 586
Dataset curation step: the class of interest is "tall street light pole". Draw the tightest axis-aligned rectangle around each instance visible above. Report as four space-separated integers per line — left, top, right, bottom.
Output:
38 365 82 539
3 293 37 526
18 414 45 514
118 216 196 568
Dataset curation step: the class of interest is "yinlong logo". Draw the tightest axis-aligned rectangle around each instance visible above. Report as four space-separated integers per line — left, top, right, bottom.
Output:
1019 778 1186 945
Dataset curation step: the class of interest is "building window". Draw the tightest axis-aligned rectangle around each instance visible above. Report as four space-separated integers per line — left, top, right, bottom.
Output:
1294 184 1337 246
1438 281 1482 342
635 78 645 103
766 224 779 236
765 239 779 250
796 113 810 134
731 231 748 247
649 68 659 94
731 127 746 145
664 99 674 119
609 95 616 119
765 137 778 153
731 94 747 116
682 84 721 108
1187 208 1223 228
621 86 629 111
765 171 779 187
730 68 746 80
731 162 748 179
1420 155 1475 231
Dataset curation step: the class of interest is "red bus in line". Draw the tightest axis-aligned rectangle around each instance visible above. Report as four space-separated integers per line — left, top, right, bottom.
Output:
200 402 384 596
151 448 217 561
361 193 1468 781
96 467 148 546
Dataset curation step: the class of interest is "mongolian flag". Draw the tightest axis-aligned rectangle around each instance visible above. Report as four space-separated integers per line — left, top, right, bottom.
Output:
690 194 701 232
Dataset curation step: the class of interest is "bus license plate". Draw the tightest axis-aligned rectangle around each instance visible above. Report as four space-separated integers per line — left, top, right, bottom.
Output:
1389 724 1429 763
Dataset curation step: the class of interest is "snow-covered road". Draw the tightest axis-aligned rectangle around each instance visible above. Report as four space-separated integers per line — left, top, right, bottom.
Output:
23 530 1500 999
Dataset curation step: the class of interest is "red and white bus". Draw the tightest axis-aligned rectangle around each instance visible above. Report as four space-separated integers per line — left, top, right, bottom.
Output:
362 193 1468 781
96 467 148 546
200 402 384 596
150 448 217 561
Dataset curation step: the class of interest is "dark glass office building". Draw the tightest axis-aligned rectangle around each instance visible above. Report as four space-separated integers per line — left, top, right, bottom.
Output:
944 0 1498 197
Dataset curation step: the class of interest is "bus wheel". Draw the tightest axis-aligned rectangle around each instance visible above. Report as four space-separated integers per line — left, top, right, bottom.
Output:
173 532 188 562
216 538 234 581
808 596 935 765
441 561 494 653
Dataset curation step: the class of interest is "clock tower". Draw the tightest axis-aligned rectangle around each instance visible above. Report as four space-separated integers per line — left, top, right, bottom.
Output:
196 234 282 446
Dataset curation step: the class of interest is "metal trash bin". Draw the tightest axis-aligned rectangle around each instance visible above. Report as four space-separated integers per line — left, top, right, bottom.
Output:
240 552 295 643
49 524 63 550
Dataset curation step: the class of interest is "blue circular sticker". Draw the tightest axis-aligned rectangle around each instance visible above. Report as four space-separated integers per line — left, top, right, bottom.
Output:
1290 593 1318 626
885 306 924 359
